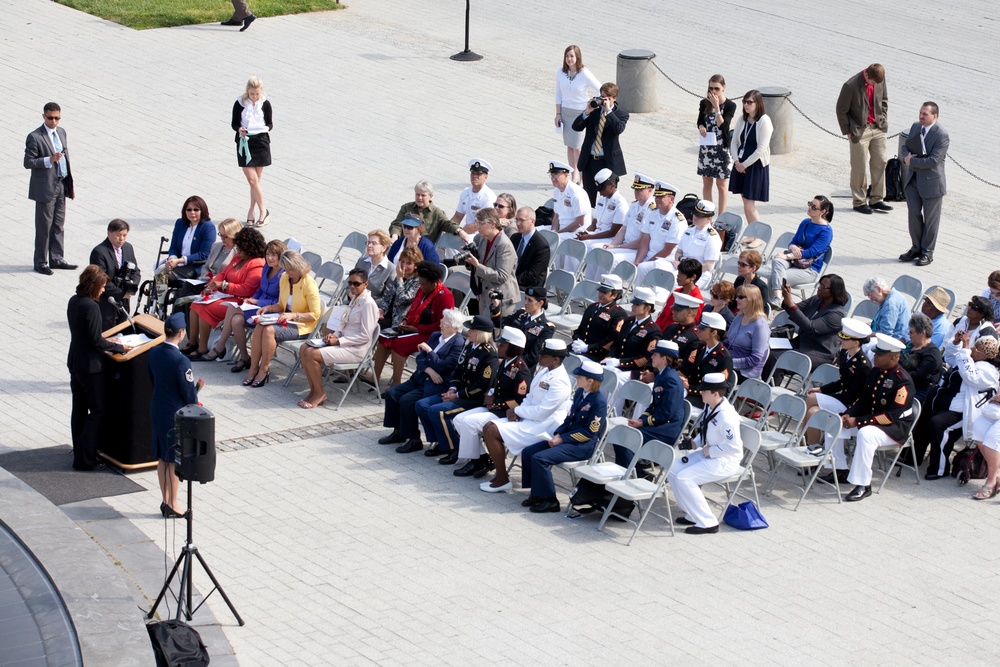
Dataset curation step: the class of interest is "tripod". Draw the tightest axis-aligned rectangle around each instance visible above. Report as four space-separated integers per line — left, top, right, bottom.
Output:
147 480 245 626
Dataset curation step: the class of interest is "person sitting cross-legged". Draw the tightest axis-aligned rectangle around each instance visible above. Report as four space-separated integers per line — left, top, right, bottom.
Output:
520 360 608 513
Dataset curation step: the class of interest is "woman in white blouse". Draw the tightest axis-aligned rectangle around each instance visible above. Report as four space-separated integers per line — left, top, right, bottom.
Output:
232 76 273 227
728 89 773 224
554 45 601 185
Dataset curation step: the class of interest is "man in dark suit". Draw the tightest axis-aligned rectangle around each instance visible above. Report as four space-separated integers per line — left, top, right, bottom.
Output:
836 64 891 215
899 101 949 267
24 102 77 275
90 219 140 330
572 82 629 207
510 206 549 289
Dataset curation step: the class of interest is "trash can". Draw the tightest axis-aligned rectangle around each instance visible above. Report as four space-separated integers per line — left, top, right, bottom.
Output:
616 50 658 113
758 87 793 155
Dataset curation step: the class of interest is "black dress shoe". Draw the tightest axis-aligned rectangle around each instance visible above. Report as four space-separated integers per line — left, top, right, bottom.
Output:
674 517 696 526
819 469 850 485
924 472 944 481
240 14 256 31
454 460 479 477
915 253 933 267
439 451 459 465
853 205 873 215
529 499 561 513
424 444 449 457
52 261 78 270
898 248 921 262
221 17 242 25
472 459 496 479
685 524 720 534
377 430 403 445
870 201 893 212
395 439 423 454
845 485 872 501
35 265 53 275
73 462 107 472
521 495 543 507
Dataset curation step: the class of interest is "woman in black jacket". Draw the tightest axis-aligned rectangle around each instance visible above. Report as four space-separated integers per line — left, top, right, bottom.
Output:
768 274 849 376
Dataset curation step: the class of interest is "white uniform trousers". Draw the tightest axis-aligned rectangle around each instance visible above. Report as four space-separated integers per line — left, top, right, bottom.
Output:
453 407 500 459
847 425 898 487
668 454 740 528
607 248 640 267
493 418 555 455
635 257 675 285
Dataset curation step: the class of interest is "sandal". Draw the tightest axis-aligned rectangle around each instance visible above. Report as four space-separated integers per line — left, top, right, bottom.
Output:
298 397 326 409
973 482 999 500
202 347 225 362
231 359 248 373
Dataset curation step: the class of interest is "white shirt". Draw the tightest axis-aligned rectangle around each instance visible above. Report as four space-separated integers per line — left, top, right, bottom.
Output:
677 224 723 265
362 255 390 276
552 181 593 229
181 224 196 259
433 332 456 354
514 364 573 424
554 67 602 109
455 185 496 228
644 208 686 261
592 190 627 234
693 399 743 461
238 96 269 134
620 199 655 245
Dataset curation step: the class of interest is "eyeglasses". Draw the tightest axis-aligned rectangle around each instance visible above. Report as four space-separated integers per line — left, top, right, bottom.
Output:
45 115 60 121
365 241 381 246
185 208 200 212
807 202 821 211
737 261 750 268
744 100 756 105
347 280 365 287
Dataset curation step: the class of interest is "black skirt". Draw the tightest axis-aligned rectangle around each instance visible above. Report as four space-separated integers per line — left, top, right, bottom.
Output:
237 132 271 168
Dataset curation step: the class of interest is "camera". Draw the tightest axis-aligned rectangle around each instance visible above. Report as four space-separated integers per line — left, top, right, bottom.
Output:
488 288 504 302
679 436 696 451
114 261 142 295
589 96 603 109
453 241 479 264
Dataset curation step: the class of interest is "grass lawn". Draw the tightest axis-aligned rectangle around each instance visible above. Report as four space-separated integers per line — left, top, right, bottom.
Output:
55 0 342 30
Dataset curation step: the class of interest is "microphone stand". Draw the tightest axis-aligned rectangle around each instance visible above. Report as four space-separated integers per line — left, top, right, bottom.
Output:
109 296 137 335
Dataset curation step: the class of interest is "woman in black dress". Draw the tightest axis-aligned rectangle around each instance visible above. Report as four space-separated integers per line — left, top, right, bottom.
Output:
233 76 273 227
697 74 737 214
729 89 773 224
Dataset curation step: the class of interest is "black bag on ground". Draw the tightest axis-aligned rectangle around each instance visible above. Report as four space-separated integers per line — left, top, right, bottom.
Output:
675 193 700 225
952 447 988 485
569 478 635 518
147 619 210 667
885 157 905 202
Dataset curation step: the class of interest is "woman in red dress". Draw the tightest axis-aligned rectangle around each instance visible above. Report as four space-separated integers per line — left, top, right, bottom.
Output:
187 227 266 359
372 261 454 386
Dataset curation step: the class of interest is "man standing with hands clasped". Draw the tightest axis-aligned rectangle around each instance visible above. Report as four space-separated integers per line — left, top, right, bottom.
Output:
899 102 949 267
573 83 628 207
836 64 891 215
25 102 77 276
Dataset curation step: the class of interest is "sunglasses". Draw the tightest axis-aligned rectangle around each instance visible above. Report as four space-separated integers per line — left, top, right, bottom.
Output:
348 280 365 287
735 295 747 300
744 100 756 105
737 261 750 268
185 208 201 212
494 203 508 209
807 202 821 211
45 115 61 121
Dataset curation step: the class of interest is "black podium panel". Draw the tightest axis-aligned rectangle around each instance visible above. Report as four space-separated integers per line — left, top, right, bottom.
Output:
101 350 155 466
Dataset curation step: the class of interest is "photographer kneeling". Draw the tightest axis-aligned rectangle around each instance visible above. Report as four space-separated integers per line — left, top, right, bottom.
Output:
454 207 519 317
90 219 140 330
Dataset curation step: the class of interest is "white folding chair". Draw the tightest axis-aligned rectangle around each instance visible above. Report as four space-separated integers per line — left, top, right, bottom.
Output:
611 260 637 295
874 401 922 493
548 280 599 332
922 285 956 316
851 299 880 323
314 261 345 303
435 233 468 254
710 255 741 285
608 379 652 422
444 270 474 313
283 237 303 252
793 247 833 300
641 268 675 292
302 251 325 274
805 363 839 392
742 221 773 255
323 326 384 410
551 238 588 279
730 378 774 428
601 368 620 408
583 247 615 282
708 424 762 516
537 229 560 258
597 440 677 545
757 393 808 470
566 424 646 517
718 212 745 255
332 231 369 264
765 350 812 398
281 305 336 387
891 274 925 311
562 354 583 376
543 269 577 318
764 409 843 510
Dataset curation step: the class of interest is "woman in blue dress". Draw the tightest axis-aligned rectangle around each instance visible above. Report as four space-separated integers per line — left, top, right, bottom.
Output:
728 89 773 224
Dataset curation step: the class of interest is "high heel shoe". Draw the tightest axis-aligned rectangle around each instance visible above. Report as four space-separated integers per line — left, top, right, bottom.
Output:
242 373 256 386
256 209 270 227
159 502 168 517
246 217 254 227
250 371 270 388
201 347 225 362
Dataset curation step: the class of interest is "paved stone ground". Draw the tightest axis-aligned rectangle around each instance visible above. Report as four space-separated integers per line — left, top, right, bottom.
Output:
1 0 999 664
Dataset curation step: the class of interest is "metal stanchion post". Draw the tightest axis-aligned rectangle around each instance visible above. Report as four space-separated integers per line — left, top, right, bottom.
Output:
450 0 482 62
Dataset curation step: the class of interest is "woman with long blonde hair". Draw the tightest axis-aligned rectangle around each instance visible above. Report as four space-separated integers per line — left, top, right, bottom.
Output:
232 76 273 226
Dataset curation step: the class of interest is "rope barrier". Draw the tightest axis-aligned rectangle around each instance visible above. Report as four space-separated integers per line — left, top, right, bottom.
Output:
649 62 996 189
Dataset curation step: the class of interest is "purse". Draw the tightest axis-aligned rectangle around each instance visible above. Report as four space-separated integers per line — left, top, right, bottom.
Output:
723 501 768 530
790 257 815 270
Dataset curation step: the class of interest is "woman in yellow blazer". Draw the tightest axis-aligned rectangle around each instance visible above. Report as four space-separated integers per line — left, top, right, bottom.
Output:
243 250 322 387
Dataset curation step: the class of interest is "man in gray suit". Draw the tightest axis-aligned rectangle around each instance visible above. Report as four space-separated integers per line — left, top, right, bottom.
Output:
836 63 891 215
899 102 949 267
24 102 77 275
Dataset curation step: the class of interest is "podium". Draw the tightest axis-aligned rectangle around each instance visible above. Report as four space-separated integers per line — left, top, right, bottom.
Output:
100 314 166 470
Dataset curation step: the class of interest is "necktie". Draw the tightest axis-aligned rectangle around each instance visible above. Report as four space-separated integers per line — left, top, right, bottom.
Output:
592 112 607 157
115 246 123 268
921 127 926 137
51 131 67 178
518 236 527 257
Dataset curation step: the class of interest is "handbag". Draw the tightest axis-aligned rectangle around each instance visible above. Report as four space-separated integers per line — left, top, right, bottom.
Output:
790 257 815 270
723 501 768 530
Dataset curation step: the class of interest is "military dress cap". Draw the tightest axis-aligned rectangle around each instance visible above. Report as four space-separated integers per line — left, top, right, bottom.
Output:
524 286 549 302
652 287 671 309
838 317 873 340
541 338 568 357
548 160 572 173
632 173 655 189
696 372 729 391
631 286 657 306
923 286 950 313
653 339 680 357
672 291 704 309
573 358 605 381
597 274 624 292
469 159 492 173
693 200 717 218
653 180 678 197
698 311 728 332
594 168 617 187
165 312 187 331
464 314 495 332
401 214 423 227
873 333 906 354
500 327 527 348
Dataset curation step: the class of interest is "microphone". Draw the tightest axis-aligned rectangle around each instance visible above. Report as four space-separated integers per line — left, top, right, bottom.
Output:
108 296 137 335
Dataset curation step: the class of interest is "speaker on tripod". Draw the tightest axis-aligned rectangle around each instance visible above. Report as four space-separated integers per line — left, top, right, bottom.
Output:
148 406 244 626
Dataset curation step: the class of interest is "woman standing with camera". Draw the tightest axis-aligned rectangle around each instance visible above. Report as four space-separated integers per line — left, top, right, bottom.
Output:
464 208 519 317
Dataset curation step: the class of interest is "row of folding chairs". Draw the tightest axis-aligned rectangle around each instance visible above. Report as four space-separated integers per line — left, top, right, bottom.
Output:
851 276 959 321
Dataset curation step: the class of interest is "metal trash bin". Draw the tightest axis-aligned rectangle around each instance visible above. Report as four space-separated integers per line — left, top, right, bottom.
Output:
758 86 793 155
616 50 658 113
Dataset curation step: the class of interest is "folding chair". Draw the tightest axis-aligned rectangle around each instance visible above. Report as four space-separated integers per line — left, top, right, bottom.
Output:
281 305 336 386
710 255 741 285
851 298 880 323
570 424 645 488
891 274 924 311
730 378 774 428
765 350 812 398
562 354 583 376
332 231 369 264
283 237 303 252
543 269 577 318
742 221 773 255
444 270 474 313
874 401 922 493
302 251 324 274
537 228 560 258
548 280 599 332
558 409 619 489
314 261 345 302
717 211 744 254
611 260 637 295
608 379 652 422
805 363 839 391
551 238 588 279
921 285 956 316
756 393 808 470
601 368 620 408
708 423 762 517
640 268 675 293
324 326 384 410
794 247 833 300
597 440 677 545
583 247 615 282
764 409 843 510
435 233 468 254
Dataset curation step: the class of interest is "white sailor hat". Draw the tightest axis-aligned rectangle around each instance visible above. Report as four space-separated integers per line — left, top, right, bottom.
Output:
693 200 716 217
873 333 906 354
469 159 492 173
632 173 655 189
653 181 678 197
573 359 604 381
499 327 527 348
698 311 728 331
594 168 617 187
672 292 704 309
696 372 729 391
838 317 873 340
631 286 657 306
652 339 680 358
652 287 670 308
541 338 568 357
597 274 624 292
548 160 572 173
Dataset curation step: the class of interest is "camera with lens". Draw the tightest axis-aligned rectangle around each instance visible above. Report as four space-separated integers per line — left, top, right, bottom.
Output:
589 96 604 109
114 261 142 295
678 436 697 451
488 288 504 302
453 242 479 264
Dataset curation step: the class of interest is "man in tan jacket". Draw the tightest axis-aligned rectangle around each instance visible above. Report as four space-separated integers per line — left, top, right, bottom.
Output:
836 64 891 215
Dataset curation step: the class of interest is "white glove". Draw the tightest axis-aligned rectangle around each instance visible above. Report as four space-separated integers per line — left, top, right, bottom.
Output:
602 357 620 368
572 339 588 354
